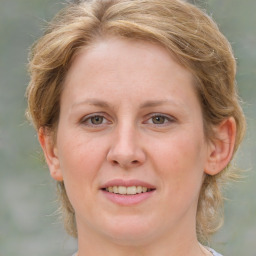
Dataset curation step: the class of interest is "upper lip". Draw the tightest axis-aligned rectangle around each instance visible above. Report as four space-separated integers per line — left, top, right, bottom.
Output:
100 179 156 189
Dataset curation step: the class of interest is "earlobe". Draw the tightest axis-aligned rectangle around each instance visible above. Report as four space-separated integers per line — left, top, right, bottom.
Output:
205 117 236 176
38 127 63 181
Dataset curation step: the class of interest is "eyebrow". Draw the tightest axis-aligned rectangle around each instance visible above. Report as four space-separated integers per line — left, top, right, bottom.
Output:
140 99 181 108
71 99 110 109
71 98 182 110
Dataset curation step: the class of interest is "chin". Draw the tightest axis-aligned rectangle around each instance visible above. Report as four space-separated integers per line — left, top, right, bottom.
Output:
105 230 154 247
99 217 159 246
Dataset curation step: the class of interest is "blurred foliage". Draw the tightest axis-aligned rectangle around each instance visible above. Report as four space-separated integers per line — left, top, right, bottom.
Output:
0 0 255 255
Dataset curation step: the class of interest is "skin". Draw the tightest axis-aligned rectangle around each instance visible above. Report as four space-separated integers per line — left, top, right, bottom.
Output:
39 37 236 256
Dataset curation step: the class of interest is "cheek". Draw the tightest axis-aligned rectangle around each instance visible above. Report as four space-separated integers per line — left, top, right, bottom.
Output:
56 134 109 209
151 132 206 189
57 133 108 182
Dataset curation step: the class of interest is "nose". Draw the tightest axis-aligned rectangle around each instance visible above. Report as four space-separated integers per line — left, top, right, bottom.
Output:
107 124 146 169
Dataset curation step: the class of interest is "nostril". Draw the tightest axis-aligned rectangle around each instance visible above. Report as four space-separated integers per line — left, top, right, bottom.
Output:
111 159 139 166
112 160 119 166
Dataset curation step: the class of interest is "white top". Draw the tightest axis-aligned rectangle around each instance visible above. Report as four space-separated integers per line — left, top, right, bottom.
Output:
208 247 223 256
72 248 223 256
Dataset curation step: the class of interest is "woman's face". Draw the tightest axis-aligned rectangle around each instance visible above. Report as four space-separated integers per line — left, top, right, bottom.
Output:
47 38 213 244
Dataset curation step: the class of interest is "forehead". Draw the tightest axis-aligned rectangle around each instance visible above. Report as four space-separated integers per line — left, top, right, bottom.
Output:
62 37 199 111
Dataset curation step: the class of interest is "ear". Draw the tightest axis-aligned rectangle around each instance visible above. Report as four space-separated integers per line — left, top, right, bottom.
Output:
204 117 236 176
38 127 63 181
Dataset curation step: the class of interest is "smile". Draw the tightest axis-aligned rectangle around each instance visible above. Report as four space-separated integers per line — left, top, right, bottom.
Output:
100 179 156 205
103 186 155 195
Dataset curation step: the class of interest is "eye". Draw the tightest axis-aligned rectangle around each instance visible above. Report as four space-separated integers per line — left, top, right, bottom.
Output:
145 114 175 126
81 114 110 127
90 115 104 125
151 115 167 124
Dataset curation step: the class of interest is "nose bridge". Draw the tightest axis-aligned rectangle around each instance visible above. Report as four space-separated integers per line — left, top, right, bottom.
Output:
107 120 145 167
116 121 136 151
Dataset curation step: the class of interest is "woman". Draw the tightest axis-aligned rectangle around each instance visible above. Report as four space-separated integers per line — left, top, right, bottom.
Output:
26 0 246 255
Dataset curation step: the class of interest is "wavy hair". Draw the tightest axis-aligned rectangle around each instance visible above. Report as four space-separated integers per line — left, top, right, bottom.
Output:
26 0 246 242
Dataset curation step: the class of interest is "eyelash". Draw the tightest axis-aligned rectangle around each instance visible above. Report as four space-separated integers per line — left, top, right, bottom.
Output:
80 113 110 127
145 113 175 126
80 113 175 128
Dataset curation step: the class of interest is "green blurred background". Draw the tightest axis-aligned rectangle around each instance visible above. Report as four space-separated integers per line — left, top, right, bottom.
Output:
0 0 255 255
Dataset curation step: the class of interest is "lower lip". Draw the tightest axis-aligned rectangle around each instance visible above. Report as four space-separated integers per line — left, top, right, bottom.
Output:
101 190 155 206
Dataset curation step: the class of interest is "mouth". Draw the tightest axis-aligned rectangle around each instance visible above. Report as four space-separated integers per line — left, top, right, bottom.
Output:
102 186 155 195
100 179 156 205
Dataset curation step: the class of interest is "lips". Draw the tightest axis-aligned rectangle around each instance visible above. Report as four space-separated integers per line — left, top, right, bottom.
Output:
103 185 154 195
100 179 156 205
100 179 156 192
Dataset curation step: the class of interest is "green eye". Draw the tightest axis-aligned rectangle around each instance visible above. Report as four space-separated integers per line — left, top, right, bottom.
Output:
90 116 104 125
152 116 166 124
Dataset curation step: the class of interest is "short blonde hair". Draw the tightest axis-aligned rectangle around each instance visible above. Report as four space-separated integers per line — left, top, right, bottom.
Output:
26 0 246 242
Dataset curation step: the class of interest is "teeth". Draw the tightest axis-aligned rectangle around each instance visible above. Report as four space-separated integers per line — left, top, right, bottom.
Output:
118 186 127 194
105 186 152 195
137 186 142 193
127 186 136 195
113 186 118 193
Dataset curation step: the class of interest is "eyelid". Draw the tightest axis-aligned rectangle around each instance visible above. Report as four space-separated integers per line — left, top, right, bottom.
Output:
80 112 111 126
144 113 176 125
79 112 176 127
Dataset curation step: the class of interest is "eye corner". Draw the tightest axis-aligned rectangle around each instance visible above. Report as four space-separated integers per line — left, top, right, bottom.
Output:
143 113 176 127
80 112 112 128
